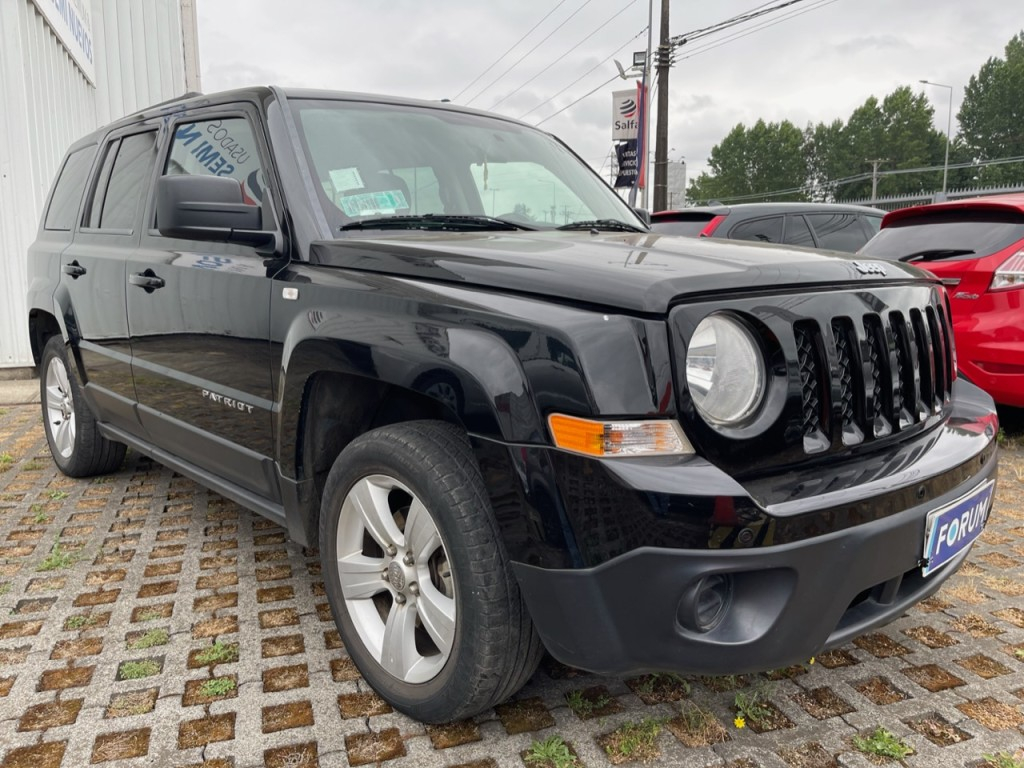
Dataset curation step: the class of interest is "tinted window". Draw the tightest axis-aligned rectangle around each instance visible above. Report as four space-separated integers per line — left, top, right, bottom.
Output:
863 214 883 234
166 118 265 204
805 213 868 252
861 211 1024 261
783 215 814 247
85 142 117 229
44 147 95 231
650 214 717 237
730 216 782 243
99 132 158 230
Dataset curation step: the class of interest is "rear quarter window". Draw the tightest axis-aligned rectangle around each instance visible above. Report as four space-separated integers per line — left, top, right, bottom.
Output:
730 216 782 243
44 146 95 231
650 216 716 236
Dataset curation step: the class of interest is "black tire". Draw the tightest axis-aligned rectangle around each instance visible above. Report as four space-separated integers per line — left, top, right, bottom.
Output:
40 336 126 478
319 420 542 722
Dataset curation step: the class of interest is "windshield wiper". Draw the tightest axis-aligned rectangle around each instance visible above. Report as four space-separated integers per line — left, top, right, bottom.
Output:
339 214 535 232
898 248 976 263
556 218 646 233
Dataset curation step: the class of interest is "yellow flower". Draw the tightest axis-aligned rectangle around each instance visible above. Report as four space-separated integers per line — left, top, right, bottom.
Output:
733 716 746 729
808 657 815 665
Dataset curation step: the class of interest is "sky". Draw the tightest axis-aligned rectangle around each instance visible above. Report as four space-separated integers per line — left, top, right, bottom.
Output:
196 0 1018 191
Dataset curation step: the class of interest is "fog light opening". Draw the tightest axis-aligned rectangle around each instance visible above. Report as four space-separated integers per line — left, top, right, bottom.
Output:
679 574 733 634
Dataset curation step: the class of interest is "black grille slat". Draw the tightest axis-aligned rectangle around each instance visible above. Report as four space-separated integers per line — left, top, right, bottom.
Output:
832 319 863 446
910 309 936 411
794 322 828 452
889 312 915 427
926 306 947 405
864 314 892 438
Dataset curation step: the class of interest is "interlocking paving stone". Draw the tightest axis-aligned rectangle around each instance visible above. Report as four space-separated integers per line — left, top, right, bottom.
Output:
1 405 1023 766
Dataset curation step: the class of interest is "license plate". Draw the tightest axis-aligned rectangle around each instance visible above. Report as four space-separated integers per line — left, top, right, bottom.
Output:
922 480 995 577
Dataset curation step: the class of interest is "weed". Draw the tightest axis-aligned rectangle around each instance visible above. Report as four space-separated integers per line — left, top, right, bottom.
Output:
0 583 10 596
65 614 101 630
194 641 239 665
602 718 663 762
0 452 13 470
676 701 722 739
47 489 69 500
23 459 49 471
135 608 164 622
118 660 161 680
734 685 773 725
1015 648 1024 660
984 752 1024 768
127 629 169 650
524 735 578 768
635 672 690 697
198 676 236 698
91 475 115 484
565 689 611 718
37 542 75 571
853 727 913 760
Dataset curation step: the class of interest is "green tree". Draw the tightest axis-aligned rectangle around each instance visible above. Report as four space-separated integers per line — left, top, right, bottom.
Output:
958 31 1024 186
687 119 808 204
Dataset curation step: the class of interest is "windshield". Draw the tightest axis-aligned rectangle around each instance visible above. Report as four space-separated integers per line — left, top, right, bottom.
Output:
861 211 1024 261
289 99 645 233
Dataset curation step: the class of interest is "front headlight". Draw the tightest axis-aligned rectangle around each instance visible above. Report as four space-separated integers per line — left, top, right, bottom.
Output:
685 314 765 425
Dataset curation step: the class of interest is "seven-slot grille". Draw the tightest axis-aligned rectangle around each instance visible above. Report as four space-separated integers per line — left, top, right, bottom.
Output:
797 303 954 452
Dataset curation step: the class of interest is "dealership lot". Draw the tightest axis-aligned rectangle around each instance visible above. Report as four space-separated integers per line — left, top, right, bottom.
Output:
0 401 1022 768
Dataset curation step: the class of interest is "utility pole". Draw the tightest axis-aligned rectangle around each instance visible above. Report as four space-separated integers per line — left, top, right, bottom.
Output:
867 159 886 203
652 0 671 212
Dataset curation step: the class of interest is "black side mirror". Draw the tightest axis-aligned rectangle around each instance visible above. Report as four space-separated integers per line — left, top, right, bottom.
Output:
632 207 652 226
156 175 275 247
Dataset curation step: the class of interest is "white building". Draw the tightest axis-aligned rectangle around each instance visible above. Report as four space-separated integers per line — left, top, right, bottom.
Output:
0 0 200 374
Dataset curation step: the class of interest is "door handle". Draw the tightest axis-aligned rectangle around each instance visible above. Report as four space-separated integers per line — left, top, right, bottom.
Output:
129 270 165 292
62 261 86 279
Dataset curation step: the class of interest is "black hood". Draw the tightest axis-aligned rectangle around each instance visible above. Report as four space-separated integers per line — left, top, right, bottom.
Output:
309 231 927 314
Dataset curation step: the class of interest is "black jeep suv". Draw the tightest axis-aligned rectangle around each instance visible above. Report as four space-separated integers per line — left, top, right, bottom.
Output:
28 87 998 723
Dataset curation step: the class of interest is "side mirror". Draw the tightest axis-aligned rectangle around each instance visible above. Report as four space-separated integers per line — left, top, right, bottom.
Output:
632 207 651 226
156 175 275 247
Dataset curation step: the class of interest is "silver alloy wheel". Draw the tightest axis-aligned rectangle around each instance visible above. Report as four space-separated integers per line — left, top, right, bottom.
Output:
44 355 76 459
335 474 456 684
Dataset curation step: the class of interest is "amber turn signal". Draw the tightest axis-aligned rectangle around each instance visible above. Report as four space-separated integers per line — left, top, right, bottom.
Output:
547 414 694 458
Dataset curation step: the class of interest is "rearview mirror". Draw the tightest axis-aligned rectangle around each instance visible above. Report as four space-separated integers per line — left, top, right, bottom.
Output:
156 175 275 247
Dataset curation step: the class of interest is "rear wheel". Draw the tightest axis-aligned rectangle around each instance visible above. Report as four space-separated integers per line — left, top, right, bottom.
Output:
40 336 126 477
319 420 542 722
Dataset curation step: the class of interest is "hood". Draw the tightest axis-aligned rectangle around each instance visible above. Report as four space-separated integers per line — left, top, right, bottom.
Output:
309 231 927 314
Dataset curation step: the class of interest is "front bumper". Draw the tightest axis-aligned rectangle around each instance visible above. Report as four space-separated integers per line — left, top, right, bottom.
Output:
509 379 999 676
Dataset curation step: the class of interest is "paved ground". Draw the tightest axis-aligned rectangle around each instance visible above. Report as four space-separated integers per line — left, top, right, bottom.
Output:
0 394 1022 768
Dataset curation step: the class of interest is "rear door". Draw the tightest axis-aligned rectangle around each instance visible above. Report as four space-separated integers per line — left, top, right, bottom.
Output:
125 105 283 500
60 126 159 436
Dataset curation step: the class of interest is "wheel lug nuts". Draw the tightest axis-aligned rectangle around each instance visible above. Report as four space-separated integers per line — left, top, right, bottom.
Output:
395 593 406 604
403 553 414 566
409 582 419 595
386 544 397 556
381 570 389 580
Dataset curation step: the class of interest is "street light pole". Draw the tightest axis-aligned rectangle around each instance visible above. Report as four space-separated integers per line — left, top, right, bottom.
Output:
920 79 953 197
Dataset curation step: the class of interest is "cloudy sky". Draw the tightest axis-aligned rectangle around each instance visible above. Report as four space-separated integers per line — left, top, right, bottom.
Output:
197 0 1017 186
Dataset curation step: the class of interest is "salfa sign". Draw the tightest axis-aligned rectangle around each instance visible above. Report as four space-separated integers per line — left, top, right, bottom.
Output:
31 0 96 84
611 89 639 142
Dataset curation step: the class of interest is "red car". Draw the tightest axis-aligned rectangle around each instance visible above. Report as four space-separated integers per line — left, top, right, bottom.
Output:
860 194 1024 408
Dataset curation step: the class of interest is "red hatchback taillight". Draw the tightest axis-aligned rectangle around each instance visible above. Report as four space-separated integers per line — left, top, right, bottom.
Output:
698 215 726 237
991 249 1024 291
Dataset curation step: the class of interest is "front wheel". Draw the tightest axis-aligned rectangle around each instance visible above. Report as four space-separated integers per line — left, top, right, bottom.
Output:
40 336 126 477
319 421 542 722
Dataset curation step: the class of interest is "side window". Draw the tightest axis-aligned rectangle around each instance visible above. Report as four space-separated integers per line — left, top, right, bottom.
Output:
88 132 158 231
782 215 815 247
44 147 95 231
730 216 782 243
806 213 868 252
165 118 265 205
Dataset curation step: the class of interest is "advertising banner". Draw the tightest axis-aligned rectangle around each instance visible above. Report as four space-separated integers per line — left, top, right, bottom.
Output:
611 89 639 142
614 140 638 188
31 0 96 84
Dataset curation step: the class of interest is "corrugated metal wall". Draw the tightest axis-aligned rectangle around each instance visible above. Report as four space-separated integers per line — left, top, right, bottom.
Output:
0 0 193 370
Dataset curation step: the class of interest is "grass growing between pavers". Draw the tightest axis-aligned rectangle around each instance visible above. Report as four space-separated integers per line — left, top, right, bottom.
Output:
523 735 581 768
853 727 914 760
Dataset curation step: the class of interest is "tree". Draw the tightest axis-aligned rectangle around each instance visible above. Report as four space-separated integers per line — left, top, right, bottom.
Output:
958 31 1024 186
687 119 807 204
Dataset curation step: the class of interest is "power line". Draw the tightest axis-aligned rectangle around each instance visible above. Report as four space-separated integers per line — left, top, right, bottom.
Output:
465 0 598 106
670 0 811 47
518 27 647 119
491 0 640 110
452 0 571 102
535 74 620 126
